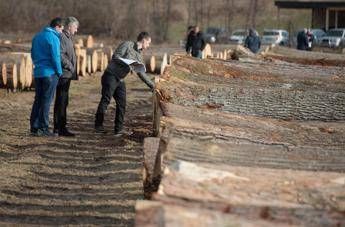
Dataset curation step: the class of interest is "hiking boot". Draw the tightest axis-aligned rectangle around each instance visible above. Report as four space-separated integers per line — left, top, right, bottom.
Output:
95 125 107 134
37 129 57 137
58 128 75 137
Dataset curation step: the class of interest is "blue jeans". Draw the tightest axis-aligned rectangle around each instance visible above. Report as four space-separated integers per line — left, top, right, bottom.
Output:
30 75 59 132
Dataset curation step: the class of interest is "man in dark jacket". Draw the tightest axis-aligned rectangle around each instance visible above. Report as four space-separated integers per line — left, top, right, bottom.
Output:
186 26 206 58
297 28 309 51
53 17 79 137
94 32 154 136
244 28 261 53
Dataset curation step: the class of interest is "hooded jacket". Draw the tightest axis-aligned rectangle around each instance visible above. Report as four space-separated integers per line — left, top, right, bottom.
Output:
31 27 62 78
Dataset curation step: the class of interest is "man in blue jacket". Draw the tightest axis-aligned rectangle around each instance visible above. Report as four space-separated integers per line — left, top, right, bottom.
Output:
30 17 63 136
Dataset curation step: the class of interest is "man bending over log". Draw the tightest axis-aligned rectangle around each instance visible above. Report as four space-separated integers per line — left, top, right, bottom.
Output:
94 32 154 136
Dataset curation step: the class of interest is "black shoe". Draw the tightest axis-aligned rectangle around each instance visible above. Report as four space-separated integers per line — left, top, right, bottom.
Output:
95 125 107 134
30 128 38 136
58 128 75 137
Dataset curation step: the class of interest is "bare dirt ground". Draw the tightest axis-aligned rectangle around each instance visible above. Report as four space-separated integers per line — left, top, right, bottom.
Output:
0 72 153 226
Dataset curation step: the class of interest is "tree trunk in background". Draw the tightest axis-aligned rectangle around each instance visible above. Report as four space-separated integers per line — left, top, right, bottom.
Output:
187 0 192 27
206 2 212 28
251 0 258 29
162 0 172 41
126 0 136 39
247 0 258 29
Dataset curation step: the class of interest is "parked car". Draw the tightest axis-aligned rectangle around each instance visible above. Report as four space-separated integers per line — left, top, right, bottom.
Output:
310 29 326 45
229 29 248 44
262 29 289 46
320 28 345 48
204 27 229 43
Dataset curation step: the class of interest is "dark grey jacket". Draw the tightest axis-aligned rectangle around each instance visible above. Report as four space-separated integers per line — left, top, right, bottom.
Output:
244 35 261 54
105 41 154 90
60 30 77 80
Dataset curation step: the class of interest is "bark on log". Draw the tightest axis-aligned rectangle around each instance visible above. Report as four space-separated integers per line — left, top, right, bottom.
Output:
6 63 17 91
153 161 345 226
0 43 31 53
103 46 113 60
161 56 345 121
87 55 92 74
264 45 345 66
143 137 161 187
96 51 104 72
158 102 345 172
78 49 87 76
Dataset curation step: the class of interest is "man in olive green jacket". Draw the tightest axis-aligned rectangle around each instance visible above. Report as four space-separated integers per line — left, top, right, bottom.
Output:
95 32 154 136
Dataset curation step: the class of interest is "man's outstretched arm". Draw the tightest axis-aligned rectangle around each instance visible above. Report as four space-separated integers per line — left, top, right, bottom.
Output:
137 72 154 91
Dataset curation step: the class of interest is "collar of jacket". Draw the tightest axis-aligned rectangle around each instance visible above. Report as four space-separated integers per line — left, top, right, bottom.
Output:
44 26 61 38
134 42 141 53
62 30 72 38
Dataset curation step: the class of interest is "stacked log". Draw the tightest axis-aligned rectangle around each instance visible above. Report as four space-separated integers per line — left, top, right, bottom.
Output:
144 55 155 73
202 43 212 59
0 53 27 90
154 53 167 75
5 63 17 91
11 52 33 88
75 35 94 48
0 43 31 53
137 55 345 226
263 45 345 66
0 63 6 87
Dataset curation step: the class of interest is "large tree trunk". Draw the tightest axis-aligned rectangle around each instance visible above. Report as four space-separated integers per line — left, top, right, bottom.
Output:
158 56 345 121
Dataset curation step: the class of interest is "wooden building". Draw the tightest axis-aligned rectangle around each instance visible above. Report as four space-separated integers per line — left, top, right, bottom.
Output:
275 0 345 30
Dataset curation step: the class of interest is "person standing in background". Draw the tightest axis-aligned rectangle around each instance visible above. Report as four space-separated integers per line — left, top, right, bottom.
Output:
186 26 206 58
244 28 261 53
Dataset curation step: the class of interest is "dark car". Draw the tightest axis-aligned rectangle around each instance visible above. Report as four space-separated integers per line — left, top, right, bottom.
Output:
204 27 229 43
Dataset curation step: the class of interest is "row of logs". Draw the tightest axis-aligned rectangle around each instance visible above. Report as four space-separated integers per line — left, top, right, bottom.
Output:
75 45 111 76
0 52 33 91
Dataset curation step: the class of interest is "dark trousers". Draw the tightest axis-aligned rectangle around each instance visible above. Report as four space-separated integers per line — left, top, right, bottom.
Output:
95 72 126 132
30 75 59 132
53 78 71 131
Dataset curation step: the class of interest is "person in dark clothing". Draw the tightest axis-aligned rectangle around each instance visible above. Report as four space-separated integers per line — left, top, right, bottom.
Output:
94 32 154 136
244 28 261 54
53 17 79 137
186 26 206 58
297 28 309 51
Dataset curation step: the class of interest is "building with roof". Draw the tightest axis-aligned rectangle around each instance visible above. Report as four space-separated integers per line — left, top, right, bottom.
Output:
275 0 345 30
